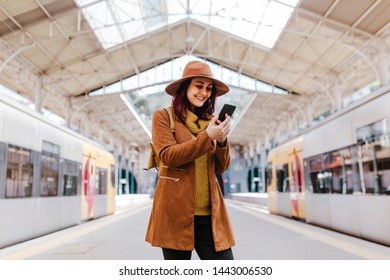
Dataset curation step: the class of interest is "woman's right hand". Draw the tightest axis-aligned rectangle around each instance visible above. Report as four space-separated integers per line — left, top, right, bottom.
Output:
206 115 231 142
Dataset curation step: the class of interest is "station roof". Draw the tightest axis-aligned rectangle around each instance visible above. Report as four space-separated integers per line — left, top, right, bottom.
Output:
1 0 389 152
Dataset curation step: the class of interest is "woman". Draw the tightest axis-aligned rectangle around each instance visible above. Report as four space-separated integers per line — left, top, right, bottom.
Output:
145 60 235 260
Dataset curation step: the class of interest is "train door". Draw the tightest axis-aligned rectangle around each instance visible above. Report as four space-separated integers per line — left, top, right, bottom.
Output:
81 156 96 220
288 149 305 219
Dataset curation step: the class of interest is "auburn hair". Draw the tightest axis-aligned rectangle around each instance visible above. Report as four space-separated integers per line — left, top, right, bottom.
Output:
172 79 217 123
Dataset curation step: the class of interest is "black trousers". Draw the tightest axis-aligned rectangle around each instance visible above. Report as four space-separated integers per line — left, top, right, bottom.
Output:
162 215 234 260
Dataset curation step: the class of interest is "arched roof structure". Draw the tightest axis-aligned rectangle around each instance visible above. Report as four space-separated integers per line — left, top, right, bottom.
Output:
1 0 389 152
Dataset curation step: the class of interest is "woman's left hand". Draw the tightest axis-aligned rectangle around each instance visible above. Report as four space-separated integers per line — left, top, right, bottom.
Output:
206 115 231 144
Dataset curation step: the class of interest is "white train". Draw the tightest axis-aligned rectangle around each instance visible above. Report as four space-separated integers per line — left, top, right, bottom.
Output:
267 84 390 246
0 93 116 249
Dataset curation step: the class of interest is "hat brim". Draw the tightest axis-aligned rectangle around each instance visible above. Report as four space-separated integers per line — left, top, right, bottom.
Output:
165 75 229 97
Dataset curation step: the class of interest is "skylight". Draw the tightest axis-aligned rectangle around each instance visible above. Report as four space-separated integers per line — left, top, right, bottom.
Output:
75 0 299 49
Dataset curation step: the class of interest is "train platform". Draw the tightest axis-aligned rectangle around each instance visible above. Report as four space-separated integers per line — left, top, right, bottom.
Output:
1 195 390 280
1 196 389 261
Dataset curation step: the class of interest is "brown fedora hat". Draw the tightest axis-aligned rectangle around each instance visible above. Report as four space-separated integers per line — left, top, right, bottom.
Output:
165 60 229 96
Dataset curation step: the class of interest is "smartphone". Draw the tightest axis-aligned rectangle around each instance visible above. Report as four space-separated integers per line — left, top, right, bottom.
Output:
218 104 236 122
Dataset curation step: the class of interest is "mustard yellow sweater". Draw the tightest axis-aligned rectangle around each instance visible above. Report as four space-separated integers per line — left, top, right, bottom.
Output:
194 153 210 215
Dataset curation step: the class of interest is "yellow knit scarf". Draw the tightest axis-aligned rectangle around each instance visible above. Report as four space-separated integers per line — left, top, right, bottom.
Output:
184 110 211 135
185 110 211 215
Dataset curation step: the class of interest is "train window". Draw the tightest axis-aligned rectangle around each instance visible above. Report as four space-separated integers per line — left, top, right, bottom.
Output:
356 119 390 194
322 149 352 194
110 164 116 188
63 175 77 196
339 148 354 194
348 145 363 193
307 148 357 194
63 161 79 196
40 154 59 197
356 118 387 144
5 145 34 198
265 163 272 191
303 160 313 192
95 167 108 194
377 134 390 194
95 168 100 194
307 155 329 193
276 164 289 192
359 135 390 194
324 151 342 193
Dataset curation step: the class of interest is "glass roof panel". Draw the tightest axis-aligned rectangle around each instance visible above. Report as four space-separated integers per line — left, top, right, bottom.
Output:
264 1 294 28
75 0 298 50
167 0 187 14
236 0 268 24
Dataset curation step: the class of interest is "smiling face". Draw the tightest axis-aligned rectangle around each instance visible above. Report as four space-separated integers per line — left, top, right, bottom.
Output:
186 77 214 109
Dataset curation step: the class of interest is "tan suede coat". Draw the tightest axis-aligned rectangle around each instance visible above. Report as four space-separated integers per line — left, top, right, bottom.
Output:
145 108 235 251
